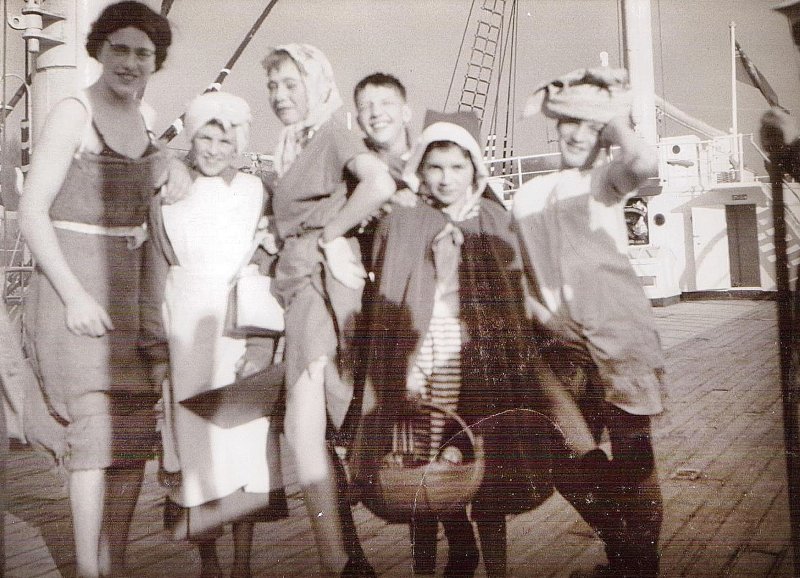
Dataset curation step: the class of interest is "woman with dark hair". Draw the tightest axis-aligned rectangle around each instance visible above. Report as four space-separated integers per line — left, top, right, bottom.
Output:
19 2 173 575
255 44 396 576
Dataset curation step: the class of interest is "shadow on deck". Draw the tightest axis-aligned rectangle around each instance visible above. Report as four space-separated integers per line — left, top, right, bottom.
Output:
3 299 794 577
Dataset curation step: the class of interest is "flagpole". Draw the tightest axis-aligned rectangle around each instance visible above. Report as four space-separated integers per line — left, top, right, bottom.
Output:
730 22 737 138
729 21 744 176
158 0 281 143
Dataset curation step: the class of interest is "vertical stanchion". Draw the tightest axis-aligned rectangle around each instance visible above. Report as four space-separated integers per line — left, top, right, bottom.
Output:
770 160 800 573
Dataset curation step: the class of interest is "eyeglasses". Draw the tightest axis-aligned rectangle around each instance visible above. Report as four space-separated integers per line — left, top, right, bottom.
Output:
104 39 155 61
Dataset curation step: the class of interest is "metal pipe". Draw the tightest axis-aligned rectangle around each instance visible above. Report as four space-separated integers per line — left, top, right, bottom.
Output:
769 157 800 576
3 75 32 174
159 0 280 143
654 95 726 138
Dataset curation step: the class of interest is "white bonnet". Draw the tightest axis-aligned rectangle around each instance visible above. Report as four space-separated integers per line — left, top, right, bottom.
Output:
184 91 252 153
403 119 488 194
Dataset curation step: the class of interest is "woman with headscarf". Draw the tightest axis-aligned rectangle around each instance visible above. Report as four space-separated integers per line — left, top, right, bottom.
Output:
143 90 284 578
18 3 173 575
256 44 395 576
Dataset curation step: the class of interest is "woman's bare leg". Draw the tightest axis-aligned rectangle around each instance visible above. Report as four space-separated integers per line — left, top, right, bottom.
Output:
97 463 146 575
70 469 105 577
284 359 330 484
284 358 348 576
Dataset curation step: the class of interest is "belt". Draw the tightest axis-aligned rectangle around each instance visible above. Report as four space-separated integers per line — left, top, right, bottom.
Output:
51 220 148 249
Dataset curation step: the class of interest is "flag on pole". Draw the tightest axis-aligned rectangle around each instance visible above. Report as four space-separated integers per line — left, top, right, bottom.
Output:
735 41 788 112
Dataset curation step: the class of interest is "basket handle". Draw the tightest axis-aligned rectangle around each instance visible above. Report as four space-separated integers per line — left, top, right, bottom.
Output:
407 400 481 459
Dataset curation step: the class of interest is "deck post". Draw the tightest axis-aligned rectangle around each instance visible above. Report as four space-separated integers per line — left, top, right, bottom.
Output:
769 160 800 573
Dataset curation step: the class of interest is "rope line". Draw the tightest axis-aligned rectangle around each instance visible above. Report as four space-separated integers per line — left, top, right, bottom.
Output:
159 0 280 142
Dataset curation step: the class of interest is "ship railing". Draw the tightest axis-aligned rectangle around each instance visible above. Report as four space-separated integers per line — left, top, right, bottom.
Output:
483 135 773 204
0 209 33 310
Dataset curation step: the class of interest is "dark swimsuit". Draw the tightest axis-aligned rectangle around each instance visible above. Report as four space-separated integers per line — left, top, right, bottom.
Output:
27 104 169 471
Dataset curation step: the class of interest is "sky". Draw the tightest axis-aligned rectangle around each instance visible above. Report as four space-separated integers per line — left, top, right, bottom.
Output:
2 0 800 173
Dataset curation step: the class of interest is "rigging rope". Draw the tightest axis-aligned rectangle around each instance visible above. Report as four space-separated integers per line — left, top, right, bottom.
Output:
1 0 9 138
161 0 176 16
502 0 518 161
616 0 624 67
656 0 667 137
444 0 478 112
484 0 518 163
486 0 509 150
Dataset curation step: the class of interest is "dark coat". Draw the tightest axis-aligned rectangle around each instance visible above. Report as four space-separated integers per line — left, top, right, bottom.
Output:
352 193 555 517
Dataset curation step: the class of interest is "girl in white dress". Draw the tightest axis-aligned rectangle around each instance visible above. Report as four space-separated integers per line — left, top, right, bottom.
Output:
146 91 276 578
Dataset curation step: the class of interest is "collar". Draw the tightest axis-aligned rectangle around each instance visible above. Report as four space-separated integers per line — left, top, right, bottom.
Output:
364 135 412 163
189 165 239 185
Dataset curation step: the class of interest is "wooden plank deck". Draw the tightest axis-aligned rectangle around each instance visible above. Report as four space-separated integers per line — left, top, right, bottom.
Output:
3 299 794 577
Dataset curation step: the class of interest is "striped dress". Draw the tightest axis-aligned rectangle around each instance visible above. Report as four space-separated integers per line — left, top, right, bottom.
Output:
408 316 464 459
406 202 480 461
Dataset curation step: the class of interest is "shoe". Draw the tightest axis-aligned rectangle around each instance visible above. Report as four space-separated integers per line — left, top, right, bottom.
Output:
341 555 377 577
443 539 479 577
569 564 615 578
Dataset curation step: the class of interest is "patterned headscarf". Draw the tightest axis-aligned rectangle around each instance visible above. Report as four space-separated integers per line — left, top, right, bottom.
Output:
523 67 632 125
263 43 344 176
184 91 252 153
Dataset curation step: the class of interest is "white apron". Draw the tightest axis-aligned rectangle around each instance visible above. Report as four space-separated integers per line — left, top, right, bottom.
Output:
159 173 269 508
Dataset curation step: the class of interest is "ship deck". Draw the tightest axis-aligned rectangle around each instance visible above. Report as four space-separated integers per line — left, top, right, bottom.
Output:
3 298 795 577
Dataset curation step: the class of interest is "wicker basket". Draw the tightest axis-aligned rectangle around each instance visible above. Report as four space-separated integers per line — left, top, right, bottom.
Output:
359 401 485 524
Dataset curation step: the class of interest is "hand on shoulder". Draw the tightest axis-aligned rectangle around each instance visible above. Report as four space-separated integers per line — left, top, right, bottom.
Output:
159 156 194 204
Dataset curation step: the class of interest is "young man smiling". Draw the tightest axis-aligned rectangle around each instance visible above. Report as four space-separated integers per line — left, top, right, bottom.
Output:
354 72 413 176
350 73 418 262
513 68 665 578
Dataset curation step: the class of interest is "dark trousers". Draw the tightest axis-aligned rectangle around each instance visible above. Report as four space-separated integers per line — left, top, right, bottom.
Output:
553 400 663 578
410 507 479 576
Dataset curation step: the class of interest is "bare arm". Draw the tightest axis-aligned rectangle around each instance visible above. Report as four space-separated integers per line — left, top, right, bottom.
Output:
321 153 396 243
19 99 113 337
602 115 659 197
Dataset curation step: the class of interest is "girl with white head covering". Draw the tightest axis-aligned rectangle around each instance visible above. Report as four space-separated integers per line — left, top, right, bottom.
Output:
183 90 252 154
351 112 557 577
255 43 395 576
143 90 286 578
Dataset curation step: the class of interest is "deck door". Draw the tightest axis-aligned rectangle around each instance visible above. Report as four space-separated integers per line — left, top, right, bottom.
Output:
691 206 731 290
725 204 761 288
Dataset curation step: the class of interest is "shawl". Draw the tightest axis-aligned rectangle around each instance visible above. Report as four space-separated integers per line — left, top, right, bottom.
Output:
366 194 542 421
267 43 343 176
351 194 555 515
